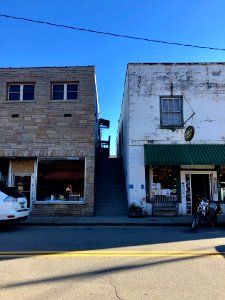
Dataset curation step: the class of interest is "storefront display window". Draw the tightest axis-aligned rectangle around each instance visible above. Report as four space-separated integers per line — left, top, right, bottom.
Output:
152 166 179 197
36 158 85 201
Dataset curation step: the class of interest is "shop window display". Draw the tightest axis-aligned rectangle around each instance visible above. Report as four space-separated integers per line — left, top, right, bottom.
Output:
36 159 84 201
152 166 179 197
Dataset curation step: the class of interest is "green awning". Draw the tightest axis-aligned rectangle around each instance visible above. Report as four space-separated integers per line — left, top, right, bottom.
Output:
144 144 225 165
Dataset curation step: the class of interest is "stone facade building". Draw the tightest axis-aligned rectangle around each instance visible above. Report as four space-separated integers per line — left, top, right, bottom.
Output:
0 66 99 216
117 63 225 216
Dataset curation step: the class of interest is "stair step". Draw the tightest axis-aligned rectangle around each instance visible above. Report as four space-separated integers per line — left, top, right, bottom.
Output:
95 157 127 216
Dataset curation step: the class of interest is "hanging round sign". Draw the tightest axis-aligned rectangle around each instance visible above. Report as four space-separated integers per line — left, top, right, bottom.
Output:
185 126 195 141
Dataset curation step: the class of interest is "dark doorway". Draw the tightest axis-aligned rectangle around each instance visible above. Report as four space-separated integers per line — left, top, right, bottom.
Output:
191 174 210 214
14 176 31 207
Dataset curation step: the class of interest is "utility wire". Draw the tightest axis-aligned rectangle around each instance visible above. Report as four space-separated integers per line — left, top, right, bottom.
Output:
1 13 225 51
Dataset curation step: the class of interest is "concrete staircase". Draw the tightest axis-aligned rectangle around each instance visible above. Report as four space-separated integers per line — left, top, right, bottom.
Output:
95 157 128 216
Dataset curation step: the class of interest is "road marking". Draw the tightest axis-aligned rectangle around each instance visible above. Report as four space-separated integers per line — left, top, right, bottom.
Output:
0 251 224 257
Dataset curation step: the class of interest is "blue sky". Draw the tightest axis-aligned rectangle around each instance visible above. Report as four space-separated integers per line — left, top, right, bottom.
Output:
1 0 225 155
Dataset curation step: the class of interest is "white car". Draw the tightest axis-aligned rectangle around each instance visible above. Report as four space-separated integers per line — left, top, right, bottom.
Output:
0 188 29 222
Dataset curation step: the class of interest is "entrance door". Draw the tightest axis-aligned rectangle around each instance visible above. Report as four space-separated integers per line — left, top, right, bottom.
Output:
14 176 31 207
191 174 210 214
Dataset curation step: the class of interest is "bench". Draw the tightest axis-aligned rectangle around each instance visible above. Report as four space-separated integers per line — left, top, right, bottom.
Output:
151 195 178 216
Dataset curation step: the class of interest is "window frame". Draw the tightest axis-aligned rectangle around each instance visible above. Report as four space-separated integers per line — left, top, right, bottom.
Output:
51 82 79 101
160 96 184 129
7 83 35 101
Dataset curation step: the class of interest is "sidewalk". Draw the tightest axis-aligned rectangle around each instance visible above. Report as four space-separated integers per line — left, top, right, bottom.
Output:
17 214 225 226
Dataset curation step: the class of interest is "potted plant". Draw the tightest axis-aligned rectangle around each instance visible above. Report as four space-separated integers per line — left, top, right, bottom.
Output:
128 202 143 218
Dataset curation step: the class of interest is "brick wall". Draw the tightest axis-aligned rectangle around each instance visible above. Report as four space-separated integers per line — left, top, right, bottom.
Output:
0 66 98 216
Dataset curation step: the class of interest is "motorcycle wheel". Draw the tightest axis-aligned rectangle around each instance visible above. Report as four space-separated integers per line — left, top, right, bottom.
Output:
191 215 200 230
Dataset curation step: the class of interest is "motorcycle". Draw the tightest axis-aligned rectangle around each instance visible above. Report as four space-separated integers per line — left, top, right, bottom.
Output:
191 196 223 230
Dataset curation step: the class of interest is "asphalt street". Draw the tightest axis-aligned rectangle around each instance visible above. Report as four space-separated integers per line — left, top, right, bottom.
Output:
1 225 225 299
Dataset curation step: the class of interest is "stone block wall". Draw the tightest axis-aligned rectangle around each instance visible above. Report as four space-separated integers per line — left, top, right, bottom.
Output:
0 66 98 216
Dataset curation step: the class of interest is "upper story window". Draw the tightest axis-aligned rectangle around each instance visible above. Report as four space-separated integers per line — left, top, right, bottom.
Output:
160 96 183 128
52 83 79 100
8 84 35 101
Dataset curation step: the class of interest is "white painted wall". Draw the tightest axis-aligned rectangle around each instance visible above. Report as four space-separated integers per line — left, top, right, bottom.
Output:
116 70 131 201
128 63 225 144
128 146 146 206
117 63 225 209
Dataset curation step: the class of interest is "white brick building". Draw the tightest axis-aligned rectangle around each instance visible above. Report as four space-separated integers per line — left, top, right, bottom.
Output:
117 63 225 216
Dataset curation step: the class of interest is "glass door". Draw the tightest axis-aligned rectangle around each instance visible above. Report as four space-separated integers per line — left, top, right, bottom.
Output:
14 175 31 207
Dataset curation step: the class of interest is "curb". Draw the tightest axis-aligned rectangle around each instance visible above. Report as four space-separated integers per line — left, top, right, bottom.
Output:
17 222 190 226
16 221 225 227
